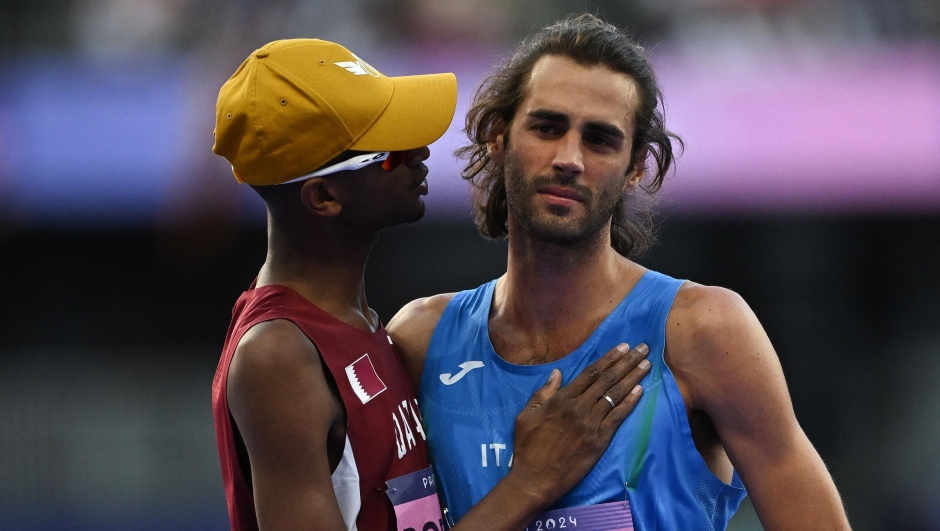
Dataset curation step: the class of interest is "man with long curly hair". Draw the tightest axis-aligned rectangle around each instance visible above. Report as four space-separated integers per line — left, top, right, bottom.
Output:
389 15 850 530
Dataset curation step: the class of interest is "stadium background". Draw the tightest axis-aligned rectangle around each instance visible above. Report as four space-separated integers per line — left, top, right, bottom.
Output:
1 0 938 529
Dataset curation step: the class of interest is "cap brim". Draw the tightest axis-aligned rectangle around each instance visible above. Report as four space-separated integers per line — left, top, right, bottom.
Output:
350 72 457 152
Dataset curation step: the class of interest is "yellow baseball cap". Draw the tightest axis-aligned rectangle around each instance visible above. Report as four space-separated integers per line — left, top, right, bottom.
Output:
212 39 457 186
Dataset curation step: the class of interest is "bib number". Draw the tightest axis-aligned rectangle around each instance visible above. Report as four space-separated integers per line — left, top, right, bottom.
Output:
525 501 634 531
386 467 445 531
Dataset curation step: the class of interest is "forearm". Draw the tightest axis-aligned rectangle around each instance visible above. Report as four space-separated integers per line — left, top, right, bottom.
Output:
256 496 348 531
743 439 850 531
448 470 550 531
445 344 650 530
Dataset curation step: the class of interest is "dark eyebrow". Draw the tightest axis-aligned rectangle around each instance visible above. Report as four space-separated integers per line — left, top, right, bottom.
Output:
528 109 569 123
527 109 625 140
584 121 625 140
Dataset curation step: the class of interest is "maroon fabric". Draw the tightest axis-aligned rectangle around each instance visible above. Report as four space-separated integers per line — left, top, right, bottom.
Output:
212 283 431 531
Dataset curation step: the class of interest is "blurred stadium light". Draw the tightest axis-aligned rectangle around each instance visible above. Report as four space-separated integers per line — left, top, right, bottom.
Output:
0 0 938 225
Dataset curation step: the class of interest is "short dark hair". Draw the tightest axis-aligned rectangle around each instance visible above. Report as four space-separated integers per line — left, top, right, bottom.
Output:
456 14 682 258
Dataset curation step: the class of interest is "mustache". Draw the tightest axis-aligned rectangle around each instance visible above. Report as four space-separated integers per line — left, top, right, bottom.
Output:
528 174 594 201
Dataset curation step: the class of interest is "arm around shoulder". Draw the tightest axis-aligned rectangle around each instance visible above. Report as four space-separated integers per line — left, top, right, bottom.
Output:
387 293 456 393
667 284 850 531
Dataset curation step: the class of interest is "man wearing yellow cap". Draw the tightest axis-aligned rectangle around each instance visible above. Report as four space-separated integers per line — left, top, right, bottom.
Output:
210 39 652 531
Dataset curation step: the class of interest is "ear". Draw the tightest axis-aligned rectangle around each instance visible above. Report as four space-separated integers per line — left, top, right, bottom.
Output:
300 177 342 217
624 146 648 192
486 119 507 165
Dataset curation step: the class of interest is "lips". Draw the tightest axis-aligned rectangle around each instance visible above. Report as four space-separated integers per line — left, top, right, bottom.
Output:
413 175 428 194
538 185 584 202
411 165 429 188
413 171 429 195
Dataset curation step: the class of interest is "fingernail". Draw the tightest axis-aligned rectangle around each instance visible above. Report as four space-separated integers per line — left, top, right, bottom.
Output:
547 369 559 383
637 343 649 355
631 385 642 395
639 359 651 370
606 344 629 360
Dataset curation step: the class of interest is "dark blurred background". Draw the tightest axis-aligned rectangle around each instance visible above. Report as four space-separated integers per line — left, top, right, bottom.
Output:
1 0 938 530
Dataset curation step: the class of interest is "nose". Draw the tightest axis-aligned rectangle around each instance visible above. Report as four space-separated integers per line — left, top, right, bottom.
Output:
552 131 583 178
405 146 431 167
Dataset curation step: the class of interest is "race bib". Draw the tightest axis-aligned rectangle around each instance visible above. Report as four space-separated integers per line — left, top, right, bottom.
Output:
386 467 445 531
525 501 634 531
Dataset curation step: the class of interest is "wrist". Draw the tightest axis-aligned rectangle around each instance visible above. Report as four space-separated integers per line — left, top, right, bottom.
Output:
452 470 552 531
501 467 554 515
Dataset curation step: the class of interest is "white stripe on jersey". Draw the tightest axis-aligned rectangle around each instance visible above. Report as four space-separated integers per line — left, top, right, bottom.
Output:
330 435 361 531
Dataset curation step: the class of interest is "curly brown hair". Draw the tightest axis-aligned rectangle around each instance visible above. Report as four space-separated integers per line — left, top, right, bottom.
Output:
456 14 682 258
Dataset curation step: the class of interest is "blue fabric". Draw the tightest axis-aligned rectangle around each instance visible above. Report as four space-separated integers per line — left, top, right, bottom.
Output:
420 271 747 530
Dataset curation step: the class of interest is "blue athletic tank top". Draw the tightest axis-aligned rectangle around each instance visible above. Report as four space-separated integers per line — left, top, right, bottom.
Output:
420 270 747 530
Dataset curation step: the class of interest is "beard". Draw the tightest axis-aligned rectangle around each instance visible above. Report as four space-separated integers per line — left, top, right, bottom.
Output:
503 150 626 246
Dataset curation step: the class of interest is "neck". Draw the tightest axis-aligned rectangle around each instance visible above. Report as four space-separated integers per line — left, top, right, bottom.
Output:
498 216 632 334
257 210 379 331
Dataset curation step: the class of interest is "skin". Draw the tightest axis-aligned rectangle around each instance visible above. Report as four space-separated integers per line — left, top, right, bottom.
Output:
226 146 653 531
388 55 851 530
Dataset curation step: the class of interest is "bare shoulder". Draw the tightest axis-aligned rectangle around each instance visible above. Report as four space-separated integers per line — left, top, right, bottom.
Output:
230 319 321 384
666 282 784 410
670 282 753 333
668 282 763 356
387 293 457 392
227 319 338 424
387 293 457 352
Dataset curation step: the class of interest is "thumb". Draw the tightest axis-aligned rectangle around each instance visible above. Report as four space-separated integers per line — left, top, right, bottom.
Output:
522 369 561 412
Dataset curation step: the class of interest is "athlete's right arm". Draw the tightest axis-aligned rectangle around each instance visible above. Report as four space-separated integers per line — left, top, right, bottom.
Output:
388 293 457 394
227 319 348 531
389 296 651 530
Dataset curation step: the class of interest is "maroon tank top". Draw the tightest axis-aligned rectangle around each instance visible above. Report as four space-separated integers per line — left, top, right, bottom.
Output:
212 283 431 531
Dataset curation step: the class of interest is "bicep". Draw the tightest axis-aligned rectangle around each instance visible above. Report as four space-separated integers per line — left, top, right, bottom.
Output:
671 288 847 529
227 320 348 531
698 325 804 475
686 301 797 466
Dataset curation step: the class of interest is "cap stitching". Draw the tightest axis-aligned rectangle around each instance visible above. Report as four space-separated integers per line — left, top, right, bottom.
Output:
263 56 361 179
267 43 393 148
349 79 393 146
266 41 330 53
250 57 264 153
267 40 410 148
352 73 454 150
266 56 356 141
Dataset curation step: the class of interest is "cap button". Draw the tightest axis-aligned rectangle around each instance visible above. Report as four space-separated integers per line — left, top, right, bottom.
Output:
255 49 269 59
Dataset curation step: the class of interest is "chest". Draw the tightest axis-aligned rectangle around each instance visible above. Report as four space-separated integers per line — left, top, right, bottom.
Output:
421 349 660 520
488 314 608 365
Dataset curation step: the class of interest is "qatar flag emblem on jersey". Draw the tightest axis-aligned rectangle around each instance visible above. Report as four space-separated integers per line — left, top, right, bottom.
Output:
345 354 387 404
